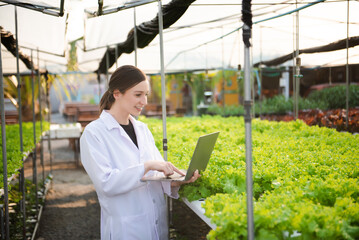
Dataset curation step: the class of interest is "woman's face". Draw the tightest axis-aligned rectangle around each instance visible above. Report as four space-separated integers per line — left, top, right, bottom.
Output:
114 80 149 117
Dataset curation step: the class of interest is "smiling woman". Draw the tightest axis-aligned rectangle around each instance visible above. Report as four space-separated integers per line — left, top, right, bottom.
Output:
80 65 200 240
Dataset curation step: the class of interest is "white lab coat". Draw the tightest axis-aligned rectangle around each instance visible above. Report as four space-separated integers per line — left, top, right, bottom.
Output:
80 110 179 240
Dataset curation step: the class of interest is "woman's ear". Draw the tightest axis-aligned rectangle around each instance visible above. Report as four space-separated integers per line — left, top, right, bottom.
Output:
112 90 121 99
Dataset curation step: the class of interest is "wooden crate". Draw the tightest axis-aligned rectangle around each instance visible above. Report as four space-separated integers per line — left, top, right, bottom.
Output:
76 105 100 127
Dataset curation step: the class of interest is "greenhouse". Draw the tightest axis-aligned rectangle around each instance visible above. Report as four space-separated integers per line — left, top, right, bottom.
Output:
1 0 359 239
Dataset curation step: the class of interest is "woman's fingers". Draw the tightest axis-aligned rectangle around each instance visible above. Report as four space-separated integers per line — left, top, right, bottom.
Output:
144 161 172 175
188 170 200 183
162 162 177 176
160 162 171 176
169 163 186 176
161 162 184 176
144 161 187 177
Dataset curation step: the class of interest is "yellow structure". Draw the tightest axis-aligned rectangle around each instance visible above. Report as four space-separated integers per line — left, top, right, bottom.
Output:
168 78 183 109
215 75 239 106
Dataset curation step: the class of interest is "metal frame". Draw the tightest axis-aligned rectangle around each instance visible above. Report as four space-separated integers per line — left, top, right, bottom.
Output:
0 23 10 240
0 1 353 239
0 4 55 238
85 0 156 17
0 0 65 17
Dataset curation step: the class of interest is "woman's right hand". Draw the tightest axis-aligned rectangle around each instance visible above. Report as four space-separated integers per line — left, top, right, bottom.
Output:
144 161 185 177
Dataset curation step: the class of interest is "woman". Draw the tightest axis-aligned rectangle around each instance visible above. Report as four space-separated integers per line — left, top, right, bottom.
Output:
80 65 199 240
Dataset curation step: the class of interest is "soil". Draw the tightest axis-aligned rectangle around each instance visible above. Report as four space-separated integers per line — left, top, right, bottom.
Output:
30 138 211 240
171 200 212 240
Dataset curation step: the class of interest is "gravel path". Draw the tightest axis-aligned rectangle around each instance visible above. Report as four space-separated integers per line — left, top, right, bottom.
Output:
35 139 101 240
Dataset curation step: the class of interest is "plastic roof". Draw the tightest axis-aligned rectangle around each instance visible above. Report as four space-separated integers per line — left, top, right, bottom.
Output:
1 0 359 75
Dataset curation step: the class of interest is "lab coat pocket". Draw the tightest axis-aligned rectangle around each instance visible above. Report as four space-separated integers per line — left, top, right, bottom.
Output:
121 212 152 240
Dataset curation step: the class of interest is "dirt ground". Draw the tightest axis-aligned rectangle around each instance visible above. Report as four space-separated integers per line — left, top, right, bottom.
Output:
28 138 211 240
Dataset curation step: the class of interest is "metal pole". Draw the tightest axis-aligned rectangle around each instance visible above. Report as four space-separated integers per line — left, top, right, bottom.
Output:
292 13 296 118
243 28 254 240
221 27 225 108
15 7 26 239
15 6 24 163
0 26 10 240
103 46 109 103
45 73 53 174
97 73 101 103
242 0 254 237
37 48 45 183
259 67 263 119
157 0 170 235
59 0 65 16
31 50 39 214
0 205 4 240
345 0 349 129
134 7 138 67
237 30 242 106
106 46 109 85
295 58 300 119
259 26 263 119
251 42 255 116
295 3 300 119
295 0 300 119
158 0 167 162
115 45 118 69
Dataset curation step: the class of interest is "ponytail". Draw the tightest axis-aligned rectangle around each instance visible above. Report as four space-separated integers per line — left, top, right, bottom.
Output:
99 90 115 113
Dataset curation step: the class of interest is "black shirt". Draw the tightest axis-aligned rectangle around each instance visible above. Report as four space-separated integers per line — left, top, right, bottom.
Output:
120 121 138 148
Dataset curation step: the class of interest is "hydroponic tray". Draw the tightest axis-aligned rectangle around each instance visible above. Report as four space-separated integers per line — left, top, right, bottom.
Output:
48 123 82 139
182 198 216 230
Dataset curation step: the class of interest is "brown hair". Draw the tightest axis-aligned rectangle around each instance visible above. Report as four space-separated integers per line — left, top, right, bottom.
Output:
99 65 147 112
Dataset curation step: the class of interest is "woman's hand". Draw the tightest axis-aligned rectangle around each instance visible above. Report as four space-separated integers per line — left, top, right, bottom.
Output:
144 161 185 177
171 169 201 187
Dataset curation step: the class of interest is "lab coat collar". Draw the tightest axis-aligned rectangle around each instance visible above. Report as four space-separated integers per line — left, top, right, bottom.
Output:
100 110 143 131
100 110 145 151
100 110 121 131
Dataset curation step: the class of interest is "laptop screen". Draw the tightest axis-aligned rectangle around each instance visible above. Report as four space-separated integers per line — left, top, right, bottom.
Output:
184 132 219 181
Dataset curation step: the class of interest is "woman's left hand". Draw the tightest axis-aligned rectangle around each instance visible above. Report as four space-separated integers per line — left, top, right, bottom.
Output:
171 169 201 187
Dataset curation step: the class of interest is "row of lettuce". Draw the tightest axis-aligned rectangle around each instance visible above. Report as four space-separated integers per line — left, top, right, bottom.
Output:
207 85 359 116
143 116 359 240
1 117 358 239
0 122 50 188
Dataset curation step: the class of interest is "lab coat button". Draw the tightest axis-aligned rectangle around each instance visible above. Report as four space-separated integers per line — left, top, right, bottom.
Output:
152 199 155 203
155 220 158 224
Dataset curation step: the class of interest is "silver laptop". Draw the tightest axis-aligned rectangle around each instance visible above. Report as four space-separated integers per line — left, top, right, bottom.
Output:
141 132 219 182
